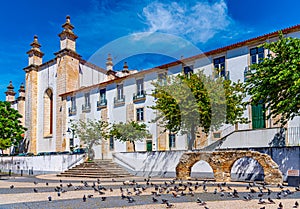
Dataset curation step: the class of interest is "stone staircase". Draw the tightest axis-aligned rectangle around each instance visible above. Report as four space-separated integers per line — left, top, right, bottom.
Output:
57 160 133 178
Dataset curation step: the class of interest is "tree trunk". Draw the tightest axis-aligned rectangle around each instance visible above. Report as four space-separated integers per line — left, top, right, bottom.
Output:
87 139 96 161
132 141 136 152
187 125 196 150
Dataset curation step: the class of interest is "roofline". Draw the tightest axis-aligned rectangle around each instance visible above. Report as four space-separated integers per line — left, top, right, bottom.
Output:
59 24 300 97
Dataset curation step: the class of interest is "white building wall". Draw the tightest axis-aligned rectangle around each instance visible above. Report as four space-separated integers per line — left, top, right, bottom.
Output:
37 63 57 153
64 30 300 157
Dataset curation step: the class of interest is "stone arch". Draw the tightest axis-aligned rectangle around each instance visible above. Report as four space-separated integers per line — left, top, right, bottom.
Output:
43 88 53 137
231 157 264 181
176 151 283 185
191 160 214 179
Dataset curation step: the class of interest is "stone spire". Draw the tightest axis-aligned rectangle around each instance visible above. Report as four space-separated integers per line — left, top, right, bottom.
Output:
26 35 44 66
5 81 16 102
18 83 25 99
122 61 130 74
106 54 114 71
58 15 78 51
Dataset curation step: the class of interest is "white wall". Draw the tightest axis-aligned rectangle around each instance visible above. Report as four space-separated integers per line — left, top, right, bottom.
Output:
0 154 85 175
37 63 57 152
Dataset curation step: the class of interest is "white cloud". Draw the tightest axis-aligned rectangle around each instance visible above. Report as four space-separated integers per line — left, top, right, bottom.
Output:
141 0 233 43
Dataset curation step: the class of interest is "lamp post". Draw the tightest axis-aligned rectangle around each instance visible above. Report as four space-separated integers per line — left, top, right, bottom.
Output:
67 128 75 151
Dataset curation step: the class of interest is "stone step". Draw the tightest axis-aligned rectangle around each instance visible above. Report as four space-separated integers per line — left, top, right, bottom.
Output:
58 160 133 178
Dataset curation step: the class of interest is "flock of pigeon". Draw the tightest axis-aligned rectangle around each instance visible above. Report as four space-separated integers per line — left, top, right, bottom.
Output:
9 178 300 208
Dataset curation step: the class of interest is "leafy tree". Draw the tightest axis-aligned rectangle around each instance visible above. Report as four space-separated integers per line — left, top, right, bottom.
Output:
71 119 110 160
110 121 150 152
151 71 247 150
245 32 300 125
0 101 26 151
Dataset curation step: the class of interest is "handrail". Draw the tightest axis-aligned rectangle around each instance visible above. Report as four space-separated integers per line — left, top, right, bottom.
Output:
112 153 135 171
66 154 86 170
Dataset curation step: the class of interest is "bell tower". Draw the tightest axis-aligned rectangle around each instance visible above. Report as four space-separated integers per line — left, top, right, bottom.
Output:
23 35 44 154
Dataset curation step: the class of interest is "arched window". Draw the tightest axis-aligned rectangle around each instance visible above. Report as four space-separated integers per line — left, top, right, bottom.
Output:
44 88 53 136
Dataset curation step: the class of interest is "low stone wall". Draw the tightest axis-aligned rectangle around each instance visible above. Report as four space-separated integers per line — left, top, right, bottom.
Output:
0 154 85 175
113 147 300 182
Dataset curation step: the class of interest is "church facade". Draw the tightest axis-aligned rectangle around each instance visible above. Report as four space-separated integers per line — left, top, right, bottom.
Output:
5 16 300 158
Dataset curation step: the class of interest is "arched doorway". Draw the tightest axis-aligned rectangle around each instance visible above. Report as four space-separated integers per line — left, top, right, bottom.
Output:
231 157 264 181
191 160 214 179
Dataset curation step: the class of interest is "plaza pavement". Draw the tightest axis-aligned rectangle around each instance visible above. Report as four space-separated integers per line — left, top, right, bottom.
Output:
0 173 299 209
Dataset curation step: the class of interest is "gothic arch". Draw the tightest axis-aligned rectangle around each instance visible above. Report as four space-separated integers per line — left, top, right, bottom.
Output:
176 151 283 185
43 88 53 137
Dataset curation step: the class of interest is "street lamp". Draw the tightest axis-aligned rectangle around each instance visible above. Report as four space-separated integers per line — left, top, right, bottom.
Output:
67 128 75 150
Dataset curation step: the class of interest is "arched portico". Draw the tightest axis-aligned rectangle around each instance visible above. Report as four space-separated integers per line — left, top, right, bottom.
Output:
176 150 283 185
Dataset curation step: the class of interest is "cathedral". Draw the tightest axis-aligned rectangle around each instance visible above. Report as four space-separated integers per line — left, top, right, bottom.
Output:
5 16 300 159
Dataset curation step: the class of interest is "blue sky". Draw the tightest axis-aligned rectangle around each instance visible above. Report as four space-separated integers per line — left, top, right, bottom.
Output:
0 0 300 100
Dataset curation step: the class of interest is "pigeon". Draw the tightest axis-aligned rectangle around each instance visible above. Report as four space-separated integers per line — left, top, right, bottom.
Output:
110 188 113 192
213 188 217 194
59 179 62 183
127 197 135 203
101 197 106 201
197 198 207 206
259 207 265 209
33 188 38 193
83 195 86 202
10 185 14 189
162 199 169 204
88 194 93 198
267 197 275 204
258 198 266 204
33 181 38 185
279 202 283 209
166 202 174 208
67 183 72 188
294 201 299 208
295 186 300 192
57 192 61 197
46 182 49 186
152 197 158 202
48 195 52 202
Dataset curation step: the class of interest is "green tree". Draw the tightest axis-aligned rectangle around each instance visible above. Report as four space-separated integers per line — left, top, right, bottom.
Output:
0 101 26 151
245 32 300 125
151 71 247 150
110 121 150 152
71 119 110 160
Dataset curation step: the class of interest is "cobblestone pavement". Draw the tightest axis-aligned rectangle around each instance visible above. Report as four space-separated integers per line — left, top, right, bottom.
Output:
0 174 299 209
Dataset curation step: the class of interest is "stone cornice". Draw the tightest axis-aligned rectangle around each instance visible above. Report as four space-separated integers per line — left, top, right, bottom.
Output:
26 48 44 58
58 30 78 41
54 48 81 60
17 96 25 101
23 64 39 73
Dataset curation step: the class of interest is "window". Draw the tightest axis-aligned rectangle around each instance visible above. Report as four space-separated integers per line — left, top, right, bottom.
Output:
109 136 114 150
136 78 144 96
117 84 124 101
183 66 193 75
213 56 226 78
97 89 107 109
169 133 176 148
136 108 144 121
100 89 106 102
44 88 53 136
82 92 91 112
158 72 167 85
250 47 264 64
71 96 76 110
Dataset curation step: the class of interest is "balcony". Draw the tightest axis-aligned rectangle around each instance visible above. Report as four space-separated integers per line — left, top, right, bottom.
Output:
97 99 107 110
68 106 76 116
82 103 91 113
133 90 146 103
114 95 125 106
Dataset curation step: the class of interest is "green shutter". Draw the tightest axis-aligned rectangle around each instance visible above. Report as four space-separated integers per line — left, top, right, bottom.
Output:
252 104 265 129
146 140 152 151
